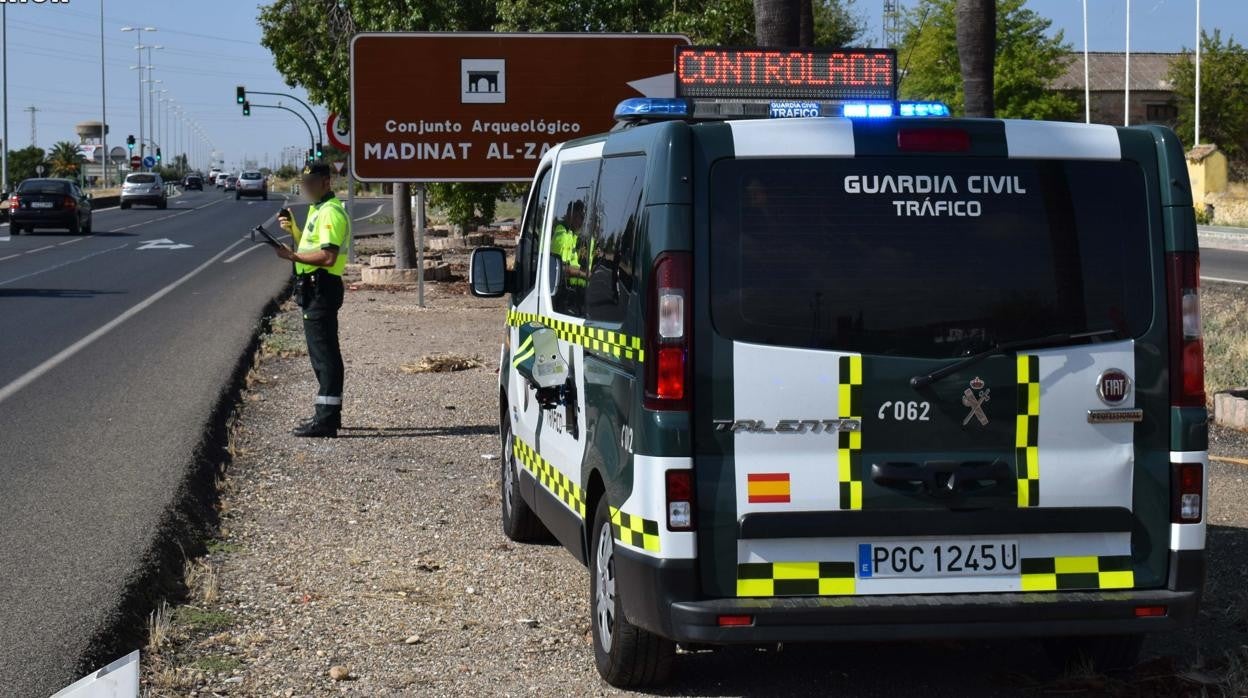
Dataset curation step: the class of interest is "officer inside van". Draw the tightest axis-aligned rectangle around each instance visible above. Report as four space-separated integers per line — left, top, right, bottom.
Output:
552 199 589 314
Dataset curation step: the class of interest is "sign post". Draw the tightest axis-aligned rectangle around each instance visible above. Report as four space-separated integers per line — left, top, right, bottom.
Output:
349 33 688 182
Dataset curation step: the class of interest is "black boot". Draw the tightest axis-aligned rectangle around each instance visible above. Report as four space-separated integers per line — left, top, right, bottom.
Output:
296 413 340 430
292 420 338 438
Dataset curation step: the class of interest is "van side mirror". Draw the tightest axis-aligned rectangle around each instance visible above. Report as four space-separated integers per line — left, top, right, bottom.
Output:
469 246 510 297
513 323 569 391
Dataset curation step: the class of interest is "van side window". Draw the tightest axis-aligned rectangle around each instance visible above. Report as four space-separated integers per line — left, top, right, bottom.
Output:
548 159 599 317
515 168 551 301
586 156 645 325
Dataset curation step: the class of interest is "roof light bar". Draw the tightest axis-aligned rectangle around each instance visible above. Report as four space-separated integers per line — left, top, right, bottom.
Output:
898 101 951 117
614 97 690 122
841 102 894 118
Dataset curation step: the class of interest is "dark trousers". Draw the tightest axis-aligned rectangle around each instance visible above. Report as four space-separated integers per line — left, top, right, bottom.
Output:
298 271 345 424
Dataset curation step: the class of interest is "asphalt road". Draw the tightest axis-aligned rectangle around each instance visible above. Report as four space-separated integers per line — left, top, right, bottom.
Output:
0 189 298 696
1200 245 1248 285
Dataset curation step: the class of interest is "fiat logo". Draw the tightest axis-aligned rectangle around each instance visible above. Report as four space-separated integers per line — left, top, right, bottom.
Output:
1097 368 1132 405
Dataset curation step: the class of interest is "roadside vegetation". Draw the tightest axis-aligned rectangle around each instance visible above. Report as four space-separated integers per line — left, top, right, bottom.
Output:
1203 282 1248 397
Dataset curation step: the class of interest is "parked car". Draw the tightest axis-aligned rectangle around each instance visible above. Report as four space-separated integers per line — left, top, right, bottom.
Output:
235 170 267 200
7 178 92 234
184 175 204 191
223 176 239 192
120 172 167 209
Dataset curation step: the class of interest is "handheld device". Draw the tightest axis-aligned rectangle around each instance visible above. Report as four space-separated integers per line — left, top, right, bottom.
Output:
251 224 286 249
279 207 293 220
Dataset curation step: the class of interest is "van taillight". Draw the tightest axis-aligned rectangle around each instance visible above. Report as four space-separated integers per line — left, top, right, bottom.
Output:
1172 462 1203 523
1165 252 1204 408
8 195 18 208
897 127 971 152
666 469 695 530
63 196 76 210
645 252 692 411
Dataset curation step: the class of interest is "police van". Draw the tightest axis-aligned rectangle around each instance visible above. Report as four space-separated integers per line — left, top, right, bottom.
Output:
469 47 1207 687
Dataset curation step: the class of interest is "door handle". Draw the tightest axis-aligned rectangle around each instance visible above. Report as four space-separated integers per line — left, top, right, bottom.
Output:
870 459 1014 501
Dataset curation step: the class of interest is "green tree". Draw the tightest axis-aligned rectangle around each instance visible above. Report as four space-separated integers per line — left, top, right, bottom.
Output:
1170 30 1248 177
48 141 84 179
428 183 498 233
898 0 1079 120
6 145 47 185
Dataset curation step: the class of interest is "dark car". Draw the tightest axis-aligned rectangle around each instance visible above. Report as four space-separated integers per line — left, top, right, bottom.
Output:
184 175 203 191
7 178 93 234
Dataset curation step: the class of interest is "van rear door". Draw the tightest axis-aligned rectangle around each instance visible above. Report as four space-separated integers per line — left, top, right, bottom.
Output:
693 126 1171 599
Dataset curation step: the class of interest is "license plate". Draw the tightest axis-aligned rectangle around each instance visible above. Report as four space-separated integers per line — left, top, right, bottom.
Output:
30 201 53 209
857 540 1019 578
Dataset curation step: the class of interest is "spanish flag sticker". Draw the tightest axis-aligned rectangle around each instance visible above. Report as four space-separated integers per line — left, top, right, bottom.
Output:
747 473 791 504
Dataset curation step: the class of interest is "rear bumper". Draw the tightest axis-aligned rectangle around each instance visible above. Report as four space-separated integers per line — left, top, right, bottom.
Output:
11 210 77 226
615 547 1203 645
120 193 165 204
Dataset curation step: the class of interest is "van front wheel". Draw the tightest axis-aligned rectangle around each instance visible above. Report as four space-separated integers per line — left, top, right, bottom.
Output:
499 421 549 543
590 498 675 688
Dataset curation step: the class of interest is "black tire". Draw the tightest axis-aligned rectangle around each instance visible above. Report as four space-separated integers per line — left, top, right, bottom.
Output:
158 199 167 210
262 192 268 201
1042 635 1144 675
235 193 241 201
499 419 550 543
81 216 92 235
120 201 130 210
9 224 20 235
68 217 80 235
589 497 675 688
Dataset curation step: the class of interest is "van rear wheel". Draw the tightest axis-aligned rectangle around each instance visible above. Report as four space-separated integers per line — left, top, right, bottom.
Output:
1042 634 1143 674
590 497 675 688
499 421 549 543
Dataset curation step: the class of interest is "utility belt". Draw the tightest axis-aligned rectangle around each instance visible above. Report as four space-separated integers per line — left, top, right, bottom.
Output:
294 268 343 309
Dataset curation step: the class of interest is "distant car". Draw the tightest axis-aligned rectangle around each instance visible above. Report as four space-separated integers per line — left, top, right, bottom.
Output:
7 178 93 234
120 172 167 209
184 175 203 191
216 173 230 189
235 171 267 200
224 176 239 192
208 170 222 186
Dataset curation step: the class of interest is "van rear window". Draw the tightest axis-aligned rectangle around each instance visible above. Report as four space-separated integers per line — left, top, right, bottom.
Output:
709 157 1153 358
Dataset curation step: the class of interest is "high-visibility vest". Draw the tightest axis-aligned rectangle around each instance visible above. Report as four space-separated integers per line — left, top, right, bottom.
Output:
295 195 351 276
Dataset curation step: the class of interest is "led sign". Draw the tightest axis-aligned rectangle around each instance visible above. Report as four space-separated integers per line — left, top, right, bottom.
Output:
676 47 896 101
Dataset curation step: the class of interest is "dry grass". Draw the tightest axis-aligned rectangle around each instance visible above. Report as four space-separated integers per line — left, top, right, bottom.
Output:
1202 283 1248 396
146 600 173 652
183 558 219 605
400 353 482 374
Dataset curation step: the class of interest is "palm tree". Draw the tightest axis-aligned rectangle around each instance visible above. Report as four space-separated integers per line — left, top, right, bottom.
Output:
48 141 84 179
754 0 800 46
956 0 996 117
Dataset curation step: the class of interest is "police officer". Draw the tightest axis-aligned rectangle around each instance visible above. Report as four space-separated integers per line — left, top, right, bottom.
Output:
552 200 590 314
275 163 351 437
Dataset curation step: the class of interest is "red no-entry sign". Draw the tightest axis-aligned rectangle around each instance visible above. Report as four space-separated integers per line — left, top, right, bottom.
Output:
129 155 141 170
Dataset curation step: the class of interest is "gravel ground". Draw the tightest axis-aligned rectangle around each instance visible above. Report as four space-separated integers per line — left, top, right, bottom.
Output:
142 279 1248 697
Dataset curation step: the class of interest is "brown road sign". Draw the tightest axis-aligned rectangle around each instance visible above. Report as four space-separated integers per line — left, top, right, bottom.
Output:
349 33 688 182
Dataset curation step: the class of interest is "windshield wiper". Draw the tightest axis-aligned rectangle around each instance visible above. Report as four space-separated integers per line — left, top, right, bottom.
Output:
909 328 1120 390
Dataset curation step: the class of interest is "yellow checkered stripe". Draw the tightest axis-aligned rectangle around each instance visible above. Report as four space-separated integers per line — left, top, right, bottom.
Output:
512 436 586 518
837 355 863 510
1020 555 1134 591
507 310 644 363
1016 355 1040 507
609 507 660 553
737 561 856 597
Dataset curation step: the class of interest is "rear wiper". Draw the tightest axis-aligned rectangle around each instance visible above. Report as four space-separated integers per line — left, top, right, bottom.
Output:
909 328 1120 390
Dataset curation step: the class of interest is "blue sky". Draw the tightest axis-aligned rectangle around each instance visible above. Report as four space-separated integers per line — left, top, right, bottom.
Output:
0 1 1243 171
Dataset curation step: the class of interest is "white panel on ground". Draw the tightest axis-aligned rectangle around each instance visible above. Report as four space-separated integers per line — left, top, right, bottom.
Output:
50 650 140 698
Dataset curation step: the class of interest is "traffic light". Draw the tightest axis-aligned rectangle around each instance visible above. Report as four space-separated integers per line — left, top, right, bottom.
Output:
315 142 323 159
126 134 135 151
307 148 313 162
242 100 251 117
155 148 162 163
236 85 246 104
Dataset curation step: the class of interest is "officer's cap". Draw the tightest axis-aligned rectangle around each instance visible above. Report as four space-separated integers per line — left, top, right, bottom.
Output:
302 163 333 179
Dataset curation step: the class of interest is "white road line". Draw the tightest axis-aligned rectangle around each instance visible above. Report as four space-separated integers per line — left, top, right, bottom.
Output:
0 236 249 406
352 202 385 222
0 243 129 288
57 238 85 246
0 253 21 261
1202 275 1248 286
223 244 264 264
27 245 55 254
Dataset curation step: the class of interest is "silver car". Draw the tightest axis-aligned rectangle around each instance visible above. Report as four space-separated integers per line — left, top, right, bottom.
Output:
120 172 167 209
235 171 267 200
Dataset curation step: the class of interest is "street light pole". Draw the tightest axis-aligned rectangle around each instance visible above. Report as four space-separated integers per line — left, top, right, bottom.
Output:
99 0 109 187
1195 0 1201 145
121 27 155 159
2 3 9 194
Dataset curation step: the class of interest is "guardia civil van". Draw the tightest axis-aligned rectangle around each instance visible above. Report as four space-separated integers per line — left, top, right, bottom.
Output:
469 47 1207 688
